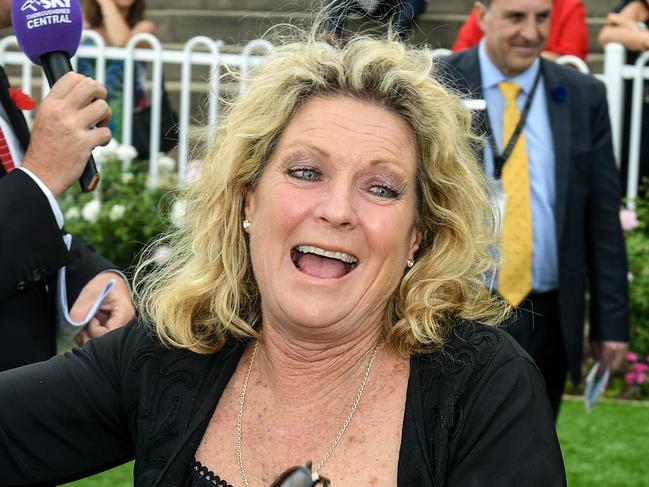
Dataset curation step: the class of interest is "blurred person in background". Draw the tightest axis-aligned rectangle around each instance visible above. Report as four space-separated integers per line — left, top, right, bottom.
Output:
325 0 428 41
452 0 589 60
79 0 160 156
599 0 649 186
440 0 629 419
599 0 649 50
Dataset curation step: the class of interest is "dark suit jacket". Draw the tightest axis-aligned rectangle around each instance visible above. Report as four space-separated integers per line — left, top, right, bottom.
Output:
438 48 630 383
0 66 113 371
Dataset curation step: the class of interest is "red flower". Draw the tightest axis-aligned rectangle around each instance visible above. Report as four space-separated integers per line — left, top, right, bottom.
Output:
8 87 36 110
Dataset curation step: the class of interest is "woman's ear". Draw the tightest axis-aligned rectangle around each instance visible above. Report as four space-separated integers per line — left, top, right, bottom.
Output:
244 189 256 223
408 227 422 260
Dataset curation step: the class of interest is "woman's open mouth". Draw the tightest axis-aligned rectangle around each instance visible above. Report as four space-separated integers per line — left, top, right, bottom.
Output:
291 245 358 279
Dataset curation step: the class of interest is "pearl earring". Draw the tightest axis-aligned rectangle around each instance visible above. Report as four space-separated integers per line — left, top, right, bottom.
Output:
407 260 415 268
243 219 251 230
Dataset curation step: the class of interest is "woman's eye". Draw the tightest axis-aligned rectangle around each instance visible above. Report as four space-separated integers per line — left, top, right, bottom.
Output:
369 184 400 199
288 168 320 181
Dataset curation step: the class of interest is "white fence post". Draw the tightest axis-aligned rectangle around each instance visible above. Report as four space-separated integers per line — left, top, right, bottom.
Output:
122 33 164 187
556 55 590 74
239 40 274 93
179 36 222 183
74 30 107 86
603 43 626 169
626 51 649 210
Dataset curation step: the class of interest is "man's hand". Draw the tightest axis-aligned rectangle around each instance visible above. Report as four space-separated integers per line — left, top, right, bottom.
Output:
21 72 111 198
70 272 135 346
591 340 629 373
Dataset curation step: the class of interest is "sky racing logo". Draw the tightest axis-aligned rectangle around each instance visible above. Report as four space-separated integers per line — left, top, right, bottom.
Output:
20 0 73 29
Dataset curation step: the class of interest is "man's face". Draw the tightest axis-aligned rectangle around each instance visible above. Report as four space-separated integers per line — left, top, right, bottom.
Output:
0 0 12 29
476 0 552 77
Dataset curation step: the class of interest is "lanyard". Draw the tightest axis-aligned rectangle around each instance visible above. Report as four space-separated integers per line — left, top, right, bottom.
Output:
487 68 542 179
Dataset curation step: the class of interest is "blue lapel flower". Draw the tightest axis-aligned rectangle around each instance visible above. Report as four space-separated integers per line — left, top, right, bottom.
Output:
551 83 567 103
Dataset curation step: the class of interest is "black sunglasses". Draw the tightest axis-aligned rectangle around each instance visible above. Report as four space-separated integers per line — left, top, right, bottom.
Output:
269 461 331 487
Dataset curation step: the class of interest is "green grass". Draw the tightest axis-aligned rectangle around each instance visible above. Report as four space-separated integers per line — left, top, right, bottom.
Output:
64 398 648 486
63 463 132 487
558 398 649 487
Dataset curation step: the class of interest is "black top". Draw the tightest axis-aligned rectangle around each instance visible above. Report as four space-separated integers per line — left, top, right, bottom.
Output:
189 460 233 487
0 320 566 486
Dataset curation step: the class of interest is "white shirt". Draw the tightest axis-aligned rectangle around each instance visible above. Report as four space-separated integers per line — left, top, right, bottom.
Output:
478 40 559 292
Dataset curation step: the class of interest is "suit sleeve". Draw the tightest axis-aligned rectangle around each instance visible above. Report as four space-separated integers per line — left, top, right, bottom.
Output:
0 169 121 306
0 169 69 300
586 82 630 342
0 325 137 485
446 356 567 487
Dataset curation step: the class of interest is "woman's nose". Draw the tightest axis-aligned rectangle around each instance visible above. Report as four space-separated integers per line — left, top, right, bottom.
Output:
314 180 359 228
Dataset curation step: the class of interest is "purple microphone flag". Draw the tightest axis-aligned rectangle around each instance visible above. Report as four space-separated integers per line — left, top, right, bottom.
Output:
12 0 83 65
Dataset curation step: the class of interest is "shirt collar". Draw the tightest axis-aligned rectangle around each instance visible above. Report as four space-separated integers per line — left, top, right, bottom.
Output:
478 39 541 95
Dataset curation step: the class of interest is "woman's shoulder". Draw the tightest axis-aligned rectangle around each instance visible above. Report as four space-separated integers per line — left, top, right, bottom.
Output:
412 320 539 395
406 322 563 486
85 319 242 377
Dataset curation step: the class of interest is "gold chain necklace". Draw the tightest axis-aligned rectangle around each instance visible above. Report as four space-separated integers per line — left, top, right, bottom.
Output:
236 339 381 487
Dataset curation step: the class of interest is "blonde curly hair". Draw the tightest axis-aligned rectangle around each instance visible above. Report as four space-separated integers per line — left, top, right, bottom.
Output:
134 34 508 355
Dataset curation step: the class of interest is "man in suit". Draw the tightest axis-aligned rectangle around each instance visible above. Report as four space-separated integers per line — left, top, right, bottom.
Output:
439 0 630 417
0 2 134 371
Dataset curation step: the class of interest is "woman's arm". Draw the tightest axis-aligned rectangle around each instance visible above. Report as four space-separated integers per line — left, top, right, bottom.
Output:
599 1 649 50
0 326 137 485
446 355 566 486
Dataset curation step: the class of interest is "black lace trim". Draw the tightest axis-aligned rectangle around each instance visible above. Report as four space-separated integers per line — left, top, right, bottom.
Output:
189 459 234 487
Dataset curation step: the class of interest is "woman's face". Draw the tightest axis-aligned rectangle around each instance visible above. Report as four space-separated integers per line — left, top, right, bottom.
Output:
245 96 421 333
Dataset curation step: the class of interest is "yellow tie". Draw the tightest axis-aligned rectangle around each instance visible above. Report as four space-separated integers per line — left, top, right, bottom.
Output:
497 81 532 307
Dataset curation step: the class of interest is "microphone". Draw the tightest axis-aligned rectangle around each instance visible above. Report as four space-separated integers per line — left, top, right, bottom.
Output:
12 0 99 193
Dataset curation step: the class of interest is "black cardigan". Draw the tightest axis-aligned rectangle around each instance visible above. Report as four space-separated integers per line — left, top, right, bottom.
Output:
0 321 566 486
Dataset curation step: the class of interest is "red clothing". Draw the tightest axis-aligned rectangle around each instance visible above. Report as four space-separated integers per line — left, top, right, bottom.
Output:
451 0 589 60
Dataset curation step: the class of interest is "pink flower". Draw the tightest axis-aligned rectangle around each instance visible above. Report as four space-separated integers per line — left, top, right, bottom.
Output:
619 208 640 231
625 371 636 387
631 363 649 373
625 351 638 362
637 373 647 384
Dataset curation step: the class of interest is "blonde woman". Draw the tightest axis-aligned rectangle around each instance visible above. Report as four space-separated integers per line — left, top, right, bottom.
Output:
0 35 565 487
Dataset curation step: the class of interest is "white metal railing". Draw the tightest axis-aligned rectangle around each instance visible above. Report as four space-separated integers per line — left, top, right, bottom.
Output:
0 36 647 206
600 43 649 210
0 32 273 185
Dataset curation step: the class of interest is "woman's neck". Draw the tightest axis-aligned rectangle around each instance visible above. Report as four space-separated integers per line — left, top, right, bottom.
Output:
253 322 384 407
